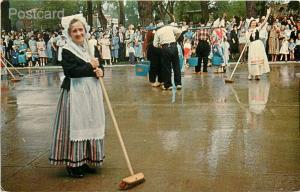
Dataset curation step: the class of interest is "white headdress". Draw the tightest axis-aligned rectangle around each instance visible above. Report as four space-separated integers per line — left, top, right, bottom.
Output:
58 14 93 62
213 18 220 28
213 18 226 28
61 14 91 39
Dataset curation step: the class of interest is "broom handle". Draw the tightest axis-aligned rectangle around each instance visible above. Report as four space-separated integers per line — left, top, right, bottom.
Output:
3 57 23 75
228 42 248 80
1 60 17 79
99 77 135 176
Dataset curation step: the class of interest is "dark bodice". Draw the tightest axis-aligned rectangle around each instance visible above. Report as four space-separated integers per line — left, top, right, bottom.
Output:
249 29 260 42
61 46 104 90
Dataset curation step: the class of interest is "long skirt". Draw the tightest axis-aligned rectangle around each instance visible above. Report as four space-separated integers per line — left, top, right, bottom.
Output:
46 41 53 59
268 37 279 55
18 54 26 63
134 44 142 58
248 40 270 76
49 89 105 167
101 46 111 60
112 49 119 58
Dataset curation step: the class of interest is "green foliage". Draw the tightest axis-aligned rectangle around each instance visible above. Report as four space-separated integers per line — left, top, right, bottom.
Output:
174 1 246 23
125 0 139 27
102 1 119 19
288 1 300 12
9 0 84 31
212 1 246 19
174 1 201 22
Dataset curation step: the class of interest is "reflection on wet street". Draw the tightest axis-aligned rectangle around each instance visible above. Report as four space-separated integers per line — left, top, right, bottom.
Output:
1 64 300 191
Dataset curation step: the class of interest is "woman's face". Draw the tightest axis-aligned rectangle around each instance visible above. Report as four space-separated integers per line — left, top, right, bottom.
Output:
250 20 256 28
70 21 85 45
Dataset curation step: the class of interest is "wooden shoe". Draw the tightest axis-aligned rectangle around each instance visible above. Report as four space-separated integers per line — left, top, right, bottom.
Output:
161 85 172 90
66 167 84 178
81 164 97 174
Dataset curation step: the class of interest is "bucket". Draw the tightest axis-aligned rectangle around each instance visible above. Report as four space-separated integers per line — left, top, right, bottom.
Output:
212 56 223 66
188 57 198 67
135 61 150 76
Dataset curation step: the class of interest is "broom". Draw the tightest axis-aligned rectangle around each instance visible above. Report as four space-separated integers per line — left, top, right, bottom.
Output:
99 78 145 190
224 42 248 83
3 57 25 77
1 60 21 82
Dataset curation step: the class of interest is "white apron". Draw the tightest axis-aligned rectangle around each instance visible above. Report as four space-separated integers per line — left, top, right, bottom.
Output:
248 40 270 76
70 77 105 141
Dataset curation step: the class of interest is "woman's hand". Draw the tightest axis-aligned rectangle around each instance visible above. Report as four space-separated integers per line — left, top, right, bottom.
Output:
90 58 99 68
94 67 103 78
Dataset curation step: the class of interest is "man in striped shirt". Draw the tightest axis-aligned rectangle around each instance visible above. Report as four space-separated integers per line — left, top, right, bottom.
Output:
195 18 211 74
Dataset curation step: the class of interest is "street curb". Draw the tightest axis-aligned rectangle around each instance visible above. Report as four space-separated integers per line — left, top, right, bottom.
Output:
5 61 300 70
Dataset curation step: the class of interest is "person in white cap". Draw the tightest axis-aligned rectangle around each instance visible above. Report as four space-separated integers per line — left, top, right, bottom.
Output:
153 16 182 90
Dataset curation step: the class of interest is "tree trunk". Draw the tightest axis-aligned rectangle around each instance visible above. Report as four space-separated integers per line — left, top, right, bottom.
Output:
200 1 209 23
138 1 153 26
97 1 107 29
1 0 11 31
166 1 175 22
246 1 257 18
87 0 93 27
153 2 166 23
119 0 125 26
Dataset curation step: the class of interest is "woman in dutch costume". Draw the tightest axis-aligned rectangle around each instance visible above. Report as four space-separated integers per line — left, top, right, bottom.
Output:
49 14 105 178
211 19 227 73
246 8 271 80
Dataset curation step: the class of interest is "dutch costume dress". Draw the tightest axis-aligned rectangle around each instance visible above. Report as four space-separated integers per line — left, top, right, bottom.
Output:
18 43 27 65
37 40 48 58
246 28 270 78
211 28 226 72
49 15 105 168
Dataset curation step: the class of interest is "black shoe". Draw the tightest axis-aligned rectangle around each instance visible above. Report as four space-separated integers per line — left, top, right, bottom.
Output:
66 167 84 178
81 164 97 174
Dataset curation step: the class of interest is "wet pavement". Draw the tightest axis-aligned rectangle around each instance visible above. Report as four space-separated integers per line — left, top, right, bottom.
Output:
1 64 300 191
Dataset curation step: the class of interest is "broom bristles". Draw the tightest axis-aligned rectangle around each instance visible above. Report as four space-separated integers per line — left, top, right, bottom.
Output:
119 173 145 190
225 79 234 83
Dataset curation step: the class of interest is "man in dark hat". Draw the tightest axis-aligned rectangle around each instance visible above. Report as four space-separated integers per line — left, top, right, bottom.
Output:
153 17 182 90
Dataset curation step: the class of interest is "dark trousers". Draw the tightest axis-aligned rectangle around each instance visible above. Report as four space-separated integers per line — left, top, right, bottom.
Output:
161 44 181 88
295 45 300 61
149 63 163 83
119 43 125 61
129 52 135 64
149 59 163 83
51 48 57 66
195 40 210 72
149 47 162 83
